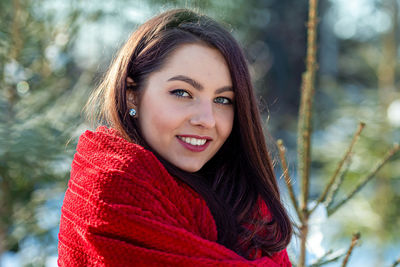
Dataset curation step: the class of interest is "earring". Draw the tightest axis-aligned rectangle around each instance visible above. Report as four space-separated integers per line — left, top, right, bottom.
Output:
129 108 137 117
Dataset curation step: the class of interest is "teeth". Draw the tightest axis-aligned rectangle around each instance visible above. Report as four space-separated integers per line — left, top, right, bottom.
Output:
179 136 207 146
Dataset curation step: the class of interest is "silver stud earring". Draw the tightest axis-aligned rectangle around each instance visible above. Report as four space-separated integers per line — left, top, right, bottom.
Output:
129 108 137 117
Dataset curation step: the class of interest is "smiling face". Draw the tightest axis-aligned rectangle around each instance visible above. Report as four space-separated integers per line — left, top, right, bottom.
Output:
129 43 234 172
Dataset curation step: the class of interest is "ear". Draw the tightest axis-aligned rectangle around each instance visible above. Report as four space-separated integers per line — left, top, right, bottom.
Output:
126 90 138 108
126 77 136 88
126 77 139 109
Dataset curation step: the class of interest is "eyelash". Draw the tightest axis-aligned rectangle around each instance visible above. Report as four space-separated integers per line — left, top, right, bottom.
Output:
170 89 190 98
170 89 233 105
214 97 232 105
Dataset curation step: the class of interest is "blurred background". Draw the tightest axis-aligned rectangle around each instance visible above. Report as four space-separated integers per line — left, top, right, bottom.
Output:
0 0 399 266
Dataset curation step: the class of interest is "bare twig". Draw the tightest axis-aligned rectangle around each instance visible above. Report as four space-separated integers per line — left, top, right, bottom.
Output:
310 122 365 214
328 144 400 216
277 139 302 221
298 0 319 215
341 232 361 267
297 0 319 265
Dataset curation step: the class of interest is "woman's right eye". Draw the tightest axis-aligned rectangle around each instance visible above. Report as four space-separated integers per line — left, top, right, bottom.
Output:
170 89 191 98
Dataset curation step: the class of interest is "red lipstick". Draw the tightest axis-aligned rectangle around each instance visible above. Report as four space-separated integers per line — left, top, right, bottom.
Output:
176 135 212 152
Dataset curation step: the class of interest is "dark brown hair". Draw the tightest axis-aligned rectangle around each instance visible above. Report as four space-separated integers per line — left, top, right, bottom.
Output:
86 8 292 258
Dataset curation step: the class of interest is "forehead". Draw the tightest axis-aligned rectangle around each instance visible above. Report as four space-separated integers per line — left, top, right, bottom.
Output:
157 43 232 85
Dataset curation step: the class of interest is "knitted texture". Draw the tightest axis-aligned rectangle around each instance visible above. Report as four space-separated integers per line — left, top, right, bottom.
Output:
58 126 291 266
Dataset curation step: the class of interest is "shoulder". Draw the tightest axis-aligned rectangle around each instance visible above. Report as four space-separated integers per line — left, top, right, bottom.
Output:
68 126 181 207
71 125 179 193
73 126 161 174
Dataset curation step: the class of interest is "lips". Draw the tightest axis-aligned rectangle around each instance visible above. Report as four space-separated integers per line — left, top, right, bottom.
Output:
176 135 212 152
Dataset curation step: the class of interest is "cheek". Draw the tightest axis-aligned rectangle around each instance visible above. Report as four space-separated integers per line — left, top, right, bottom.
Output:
138 96 182 140
218 110 234 140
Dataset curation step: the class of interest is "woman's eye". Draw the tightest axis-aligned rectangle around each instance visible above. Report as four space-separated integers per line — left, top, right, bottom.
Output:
214 97 232 105
170 89 191 98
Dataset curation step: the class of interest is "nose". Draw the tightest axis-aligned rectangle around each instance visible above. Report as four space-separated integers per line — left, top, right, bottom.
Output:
189 100 216 129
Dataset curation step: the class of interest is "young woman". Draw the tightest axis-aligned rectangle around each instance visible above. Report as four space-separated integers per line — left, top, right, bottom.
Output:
58 9 293 266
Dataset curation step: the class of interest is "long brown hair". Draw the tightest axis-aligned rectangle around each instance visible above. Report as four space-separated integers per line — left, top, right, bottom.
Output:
86 8 292 258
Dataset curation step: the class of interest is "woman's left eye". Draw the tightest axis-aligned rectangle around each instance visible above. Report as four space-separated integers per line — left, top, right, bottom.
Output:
214 97 232 105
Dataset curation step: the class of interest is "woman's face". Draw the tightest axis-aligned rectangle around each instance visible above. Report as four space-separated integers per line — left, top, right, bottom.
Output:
133 43 234 172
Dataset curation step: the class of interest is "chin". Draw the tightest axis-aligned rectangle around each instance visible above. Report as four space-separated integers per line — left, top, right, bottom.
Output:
177 162 204 173
180 166 202 173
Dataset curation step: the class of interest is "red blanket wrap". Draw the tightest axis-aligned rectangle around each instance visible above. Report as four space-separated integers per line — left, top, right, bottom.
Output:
58 126 291 266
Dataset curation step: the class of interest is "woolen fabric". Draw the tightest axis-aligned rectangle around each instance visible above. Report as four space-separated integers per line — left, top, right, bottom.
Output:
58 126 291 266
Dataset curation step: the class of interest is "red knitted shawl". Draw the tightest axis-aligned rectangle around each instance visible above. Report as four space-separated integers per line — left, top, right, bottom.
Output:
58 126 291 266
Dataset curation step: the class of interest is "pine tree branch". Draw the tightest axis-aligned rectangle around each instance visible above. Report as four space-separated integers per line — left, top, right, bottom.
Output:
277 139 302 222
309 255 343 267
341 232 361 267
309 249 345 267
309 249 333 266
328 143 400 216
392 257 400 267
310 122 365 214
325 157 352 209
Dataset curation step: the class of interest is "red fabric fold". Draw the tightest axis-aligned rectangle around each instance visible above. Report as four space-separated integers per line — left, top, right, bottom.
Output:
58 126 291 266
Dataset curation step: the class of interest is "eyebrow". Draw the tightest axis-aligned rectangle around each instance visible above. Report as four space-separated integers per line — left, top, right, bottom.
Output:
167 75 233 94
